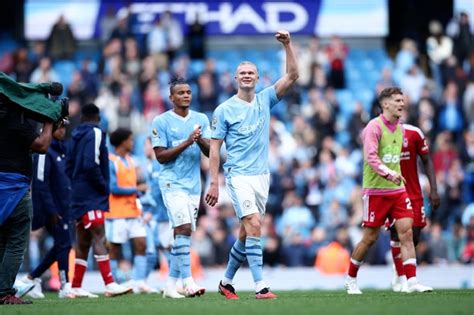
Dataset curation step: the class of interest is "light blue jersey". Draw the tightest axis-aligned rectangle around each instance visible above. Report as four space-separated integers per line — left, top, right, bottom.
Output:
151 110 210 195
211 85 279 177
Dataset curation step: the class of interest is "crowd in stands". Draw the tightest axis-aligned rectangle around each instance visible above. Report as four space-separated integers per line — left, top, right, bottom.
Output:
0 9 473 279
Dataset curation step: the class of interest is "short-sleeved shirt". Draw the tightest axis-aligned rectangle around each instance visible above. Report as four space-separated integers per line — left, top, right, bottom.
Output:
211 85 279 177
400 124 430 200
0 108 38 178
151 110 210 195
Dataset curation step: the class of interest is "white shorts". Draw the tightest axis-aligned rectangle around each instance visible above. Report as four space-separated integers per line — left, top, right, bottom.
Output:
226 174 270 219
105 217 147 244
162 190 200 230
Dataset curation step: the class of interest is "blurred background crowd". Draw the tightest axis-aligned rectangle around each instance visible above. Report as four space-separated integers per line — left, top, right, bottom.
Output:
0 1 473 284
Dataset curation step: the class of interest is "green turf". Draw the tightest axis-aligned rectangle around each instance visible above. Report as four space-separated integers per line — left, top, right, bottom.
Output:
1 290 473 315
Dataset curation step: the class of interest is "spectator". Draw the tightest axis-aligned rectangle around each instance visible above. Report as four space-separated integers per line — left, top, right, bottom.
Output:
161 11 183 64
46 15 77 60
463 79 474 130
110 16 132 47
277 191 315 266
426 20 453 88
447 12 474 68
100 6 117 43
210 226 231 267
13 48 34 83
394 38 418 82
143 79 166 121
187 14 206 60
79 59 99 102
400 64 426 105
29 56 59 83
197 71 218 117
428 223 449 264
298 36 328 86
320 200 349 237
147 18 168 70
123 38 141 87
66 70 86 104
460 131 474 204
325 35 348 89
436 82 464 140
447 219 466 263
29 41 47 69
432 131 459 176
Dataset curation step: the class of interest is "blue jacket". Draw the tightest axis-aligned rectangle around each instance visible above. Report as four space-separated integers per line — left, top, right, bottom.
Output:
31 139 71 230
66 123 109 219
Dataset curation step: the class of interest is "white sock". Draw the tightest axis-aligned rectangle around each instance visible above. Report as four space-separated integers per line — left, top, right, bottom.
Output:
183 277 194 287
407 277 418 285
255 280 267 292
222 277 233 286
166 277 179 289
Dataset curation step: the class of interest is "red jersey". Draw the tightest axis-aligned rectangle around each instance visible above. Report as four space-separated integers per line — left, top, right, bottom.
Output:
400 124 429 200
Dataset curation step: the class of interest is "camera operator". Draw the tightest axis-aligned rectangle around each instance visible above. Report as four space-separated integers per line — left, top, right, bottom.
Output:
0 97 56 305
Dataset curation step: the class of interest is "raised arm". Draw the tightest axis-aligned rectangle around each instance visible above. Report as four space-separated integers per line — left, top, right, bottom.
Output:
205 138 224 207
274 30 299 99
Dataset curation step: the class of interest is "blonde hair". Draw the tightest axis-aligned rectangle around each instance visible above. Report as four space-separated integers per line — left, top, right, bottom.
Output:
235 61 258 75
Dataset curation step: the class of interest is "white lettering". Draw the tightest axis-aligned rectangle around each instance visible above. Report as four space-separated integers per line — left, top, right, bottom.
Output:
221 3 267 33
263 2 308 32
129 2 311 34
382 154 400 164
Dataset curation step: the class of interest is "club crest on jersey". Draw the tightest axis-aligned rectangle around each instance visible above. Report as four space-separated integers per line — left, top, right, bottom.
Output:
403 137 408 148
369 211 375 223
243 200 252 209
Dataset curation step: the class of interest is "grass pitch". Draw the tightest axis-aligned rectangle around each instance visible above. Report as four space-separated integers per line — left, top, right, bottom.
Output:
0 290 472 315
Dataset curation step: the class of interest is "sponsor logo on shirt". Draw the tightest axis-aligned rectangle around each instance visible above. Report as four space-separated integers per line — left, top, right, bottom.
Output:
400 151 410 161
382 153 400 164
211 116 217 131
237 118 264 135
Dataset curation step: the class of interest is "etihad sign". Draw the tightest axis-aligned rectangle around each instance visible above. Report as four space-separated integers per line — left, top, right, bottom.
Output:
126 2 312 34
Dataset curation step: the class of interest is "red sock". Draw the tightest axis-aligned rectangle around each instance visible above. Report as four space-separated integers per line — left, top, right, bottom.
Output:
95 255 114 285
72 259 87 288
391 241 405 276
403 259 417 279
348 258 362 277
